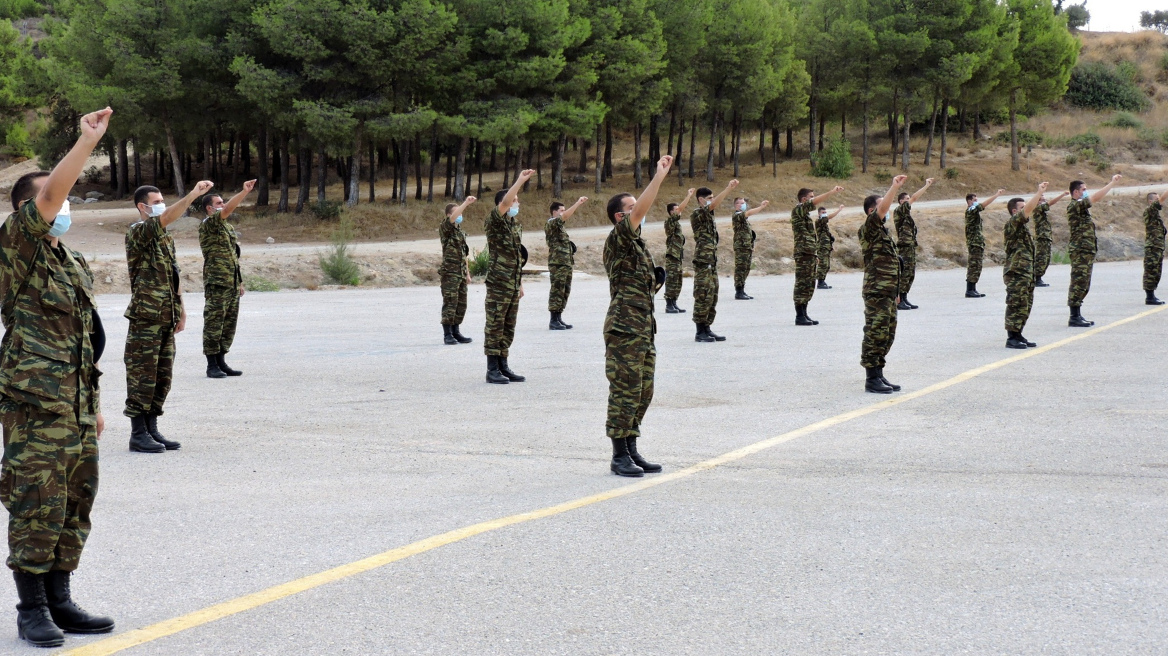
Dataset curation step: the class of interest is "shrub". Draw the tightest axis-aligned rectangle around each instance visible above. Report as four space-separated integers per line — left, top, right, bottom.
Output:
1050 250 1070 265
1064 132 1103 151
1115 60 1141 83
1161 129 1168 150
1102 112 1141 128
944 167 959 180
1064 61 1152 112
243 275 280 292
1064 153 1078 165
319 219 360 285
2 123 33 159
873 168 891 183
83 165 102 185
468 247 490 277
993 129 1045 146
0 0 44 20
810 137 853 179
311 200 344 220
1077 148 1111 172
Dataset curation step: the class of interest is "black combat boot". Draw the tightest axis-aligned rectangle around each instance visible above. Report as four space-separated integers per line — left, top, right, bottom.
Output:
498 357 525 382
665 300 686 313
1068 305 1094 327
1006 331 1028 349
610 438 644 477
1035 277 1049 287
13 571 65 648
451 325 473 343
44 571 114 634
216 353 242 376
902 295 918 309
1020 334 1037 347
965 282 985 298
549 313 566 330
897 298 912 310
206 354 226 378
626 436 662 473
146 414 181 450
817 278 831 289
129 416 165 453
734 286 752 300
878 368 901 392
707 325 726 341
1146 289 1165 306
486 356 509 384
695 324 715 342
865 367 893 394
795 304 818 326
443 324 458 345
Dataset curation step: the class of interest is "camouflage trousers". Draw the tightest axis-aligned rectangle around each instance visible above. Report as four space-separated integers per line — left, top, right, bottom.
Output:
664 253 683 302
124 319 175 418
203 284 239 356
484 283 520 357
1143 247 1164 291
548 264 573 313
816 248 831 281
861 294 898 369
733 246 752 289
966 246 984 284
898 249 917 296
793 253 817 305
440 272 467 325
1067 250 1095 307
1034 239 1052 281
1 403 97 574
1004 271 1035 333
604 331 655 440
691 263 719 326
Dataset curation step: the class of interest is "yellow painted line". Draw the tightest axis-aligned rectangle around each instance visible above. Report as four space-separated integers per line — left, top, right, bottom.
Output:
62 304 1168 656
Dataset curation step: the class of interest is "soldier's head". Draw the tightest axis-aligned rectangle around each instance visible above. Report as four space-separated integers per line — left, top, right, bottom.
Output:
201 194 225 216
898 192 910 204
797 188 813 203
666 202 679 215
1070 180 1086 199
606 193 635 225
134 185 165 219
1007 197 1025 215
966 193 977 207
444 203 457 217
494 189 519 214
733 197 747 212
1148 192 1159 205
550 202 565 218
818 206 828 218
695 187 713 206
863 195 880 215
9 171 50 211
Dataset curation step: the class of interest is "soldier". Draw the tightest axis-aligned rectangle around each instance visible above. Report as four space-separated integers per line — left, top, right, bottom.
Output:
663 188 695 313
859 175 907 394
690 180 739 342
1066 174 1122 327
1031 190 1068 287
1 107 115 647
604 155 674 477
893 177 935 310
815 204 843 289
439 195 477 344
792 186 843 325
1142 188 1167 305
125 179 214 453
484 169 535 384
732 197 769 300
545 196 588 330
1002 183 1049 349
963 188 1005 297
199 180 256 377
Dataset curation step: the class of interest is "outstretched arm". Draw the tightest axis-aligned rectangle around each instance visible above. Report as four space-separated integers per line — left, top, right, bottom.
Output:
876 175 908 218
827 205 844 220
561 196 588 222
811 186 843 206
1022 182 1049 218
676 188 696 214
1159 187 1168 204
220 179 257 220
496 169 535 214
980 188 1006 209
1048 191 1069 205
36 108 113 221
708 179 740 212
450 195 477 221
1090 174 1122 204
163 180 214 228
909 178 935 204
744 200 770 217
629 156 675 229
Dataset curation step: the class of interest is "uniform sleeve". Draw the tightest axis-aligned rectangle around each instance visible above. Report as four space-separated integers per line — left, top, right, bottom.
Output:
1081 197 1092 211
0 203 52 309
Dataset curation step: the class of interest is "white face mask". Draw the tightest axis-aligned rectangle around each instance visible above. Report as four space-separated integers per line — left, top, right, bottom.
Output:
147 202 166 217
48 200 71 238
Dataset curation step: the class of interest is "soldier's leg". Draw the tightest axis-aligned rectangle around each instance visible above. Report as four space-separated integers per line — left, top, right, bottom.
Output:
1 405 71 574
124 320 162 418
53 424 97 571
548 265 567 314
709 267 719 325
967 246 983 284
633 340 656 429
1067 251 1094 307
1144 248 1164 292
860 295 882 369
150 326 176 416
499 287 520 358
220 288 240 354
733 248 748 289
605 331 652 440
441 275 460 325
1005 274 1026 333
793 254 816 305
816 250 830 281
692 266 712 325
455 278 468 325
901 252 917 297
484 284 503 356
1035 240 1052 280
881 297 898 368
202 285 225 356
664 255 682 302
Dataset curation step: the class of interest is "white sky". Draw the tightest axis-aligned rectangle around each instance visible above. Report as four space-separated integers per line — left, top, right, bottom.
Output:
1080 0 1155 32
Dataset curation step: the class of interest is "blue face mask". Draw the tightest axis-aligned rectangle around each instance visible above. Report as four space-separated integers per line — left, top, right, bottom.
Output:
507 205 519 218
147 202 166 217
455 215 463 224
48 201 71 237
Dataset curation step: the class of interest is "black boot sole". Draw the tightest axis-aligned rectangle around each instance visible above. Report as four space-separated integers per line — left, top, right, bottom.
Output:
486 376 509 384
965 292 985 298
18 629 64 648
549 324 567 330
206 369 227 379
1147 300 1165 305
129 444 165 453
865 386 893 394
444 338 459 344
1068 320 1094 327
634 462 663 473
1006 341 1028 349
610 463 645 477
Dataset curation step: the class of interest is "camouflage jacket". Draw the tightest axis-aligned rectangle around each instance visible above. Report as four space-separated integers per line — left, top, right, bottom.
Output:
545 217 573 267
438 218 468 277
1144 201 1165 251
603 218 656 337
1032 202 1053 242
732 211 754 253
893 202 918 253
859 210 901 298
125 216 183 324
484 208 523 289
199 211 242 289
1003 212 1035 277
964 203 985 249
690 206 719 266
1066 197 1097 255
815 216 834 253
0 201 100 424
791 201 818 255
664 212 685 259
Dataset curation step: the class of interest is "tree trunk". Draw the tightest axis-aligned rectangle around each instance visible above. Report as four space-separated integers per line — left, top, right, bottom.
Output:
666 105 677 157
817 113 825 152
489 144 497 172
901 110 910 171
808 97 817 156
705 112 717 182
862 102 870 173
347 128 362 207
578 138 588 175
973 105 981 140
537 141 545 190
317 149 327 204
117 139 129 199
165 122 186 197
513 141 521 187
296 138 310 213
958 105 967 133
241 133 251 178
890 89 899 159
390 141 399 200
474 140 483 198
594 123 602 194
649 114 660 164
502 145 510 190
771 127 778 177
676 116 685 186
688 117 697 179
339 157 351 202
604 122 613 180
717 115 726 169
413 134 424 199
106 141 117 192
427 127 438 202
256 124 268 206
1009 89 1020 172
552 135 565 199
940 99 950 169
841 109 847 139
400 137 410 206
633 123 643 189
786 128 793 158
445 146 453 198
372 141 380 203
924 94 939 166
454 136 467 201
133 140 141 188
732 115 741 178
278 134 290 212
758 121 766 167
523 139 534 192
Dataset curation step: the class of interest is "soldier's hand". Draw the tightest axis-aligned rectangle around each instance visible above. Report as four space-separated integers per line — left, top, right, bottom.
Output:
96 413 104 439
519 283 525 299
996 188 1005 195
175 308 187 334
577 196 588 205
466 273 472 285
893 175 908 186
194 180 215 195
657 155 673 174
728 179 740 189
465 196 477 204
1112 174 1122 182
1037 181 1049 191
239 284 246 297
925 178 935 185
759 200 770 208
837 204 845 211
242 179 257 193
518 169 535 182
79 107 113 143
832 185 844 193
687 188 695 196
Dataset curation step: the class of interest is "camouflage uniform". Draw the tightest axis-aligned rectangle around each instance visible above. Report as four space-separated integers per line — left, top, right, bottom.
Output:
438 218 469 325
731 211 754 289
893 202 918 297
1002 211 1036 333
1032 201 1053 281
815 214 834 281
965 202 985 284
199 210 242 356
483 208 523 357
690 206 719 326
858 211 901 369
1066 197 1097 307
791 201 818 304
663 211 685 302
0 201 101 574
545 217 574 313
124 216 183 418
603 218 656 441
1143 201 1165 292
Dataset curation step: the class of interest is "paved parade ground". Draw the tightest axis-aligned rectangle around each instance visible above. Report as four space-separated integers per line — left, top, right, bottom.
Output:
15 259 1168 655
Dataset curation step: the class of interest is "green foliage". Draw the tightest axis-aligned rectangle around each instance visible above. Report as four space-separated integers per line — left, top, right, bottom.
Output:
994 129 1045 146
0 0 43 20
1050 249 1070 265
1160 52 1168 75
1161 129 1168 150
1140 10 1168 34
319 219 361 286
468 247 490 277
944 167 959 180
243 275 280 292
873 168 891 183
1064 152 1077 165
1064 132 1103 151
311 200 344 221
1077 148 1110 172
2 122 33 158
810 137 853 179
1064 61 1152 112
1063 2 1089 31
1102 112 1141 128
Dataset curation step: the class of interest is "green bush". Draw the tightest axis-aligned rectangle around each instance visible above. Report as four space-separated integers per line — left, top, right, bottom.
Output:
1160 52 1168 75
1102 112 1141 128
468 247 490 277
1077 148 1111 172
944 167 959 180
319 219 361 285
311 200 344 220
873 168 891 183
243 275 280 292
1161 129 1168 150
1064 153 1078 165
993 129 1045 146
1065 61 1152 112
810 137 853 179
1064 132 1103 151
1050 250 1070 265
0 0 44 19
2 123 34 159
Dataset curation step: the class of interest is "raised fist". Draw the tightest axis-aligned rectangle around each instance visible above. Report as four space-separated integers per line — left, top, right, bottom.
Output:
657 155 673 173
242 179 257 193
194 180 215 194
465 196 477 203
80 108 113 142
728 179 740 189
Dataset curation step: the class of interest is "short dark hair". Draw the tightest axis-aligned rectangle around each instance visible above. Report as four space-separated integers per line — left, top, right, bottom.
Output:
1070 180 1085 193
897 192 909 203
966 193 976 203
550 202 565 213
445 203 457 216
666 203 678 214
1007 197 1025 214
797 188 813 202
733 196 745 204
695 187 713 199
494 189 507 206
10 171 49 211
1149 192 1159 202
863 194 880 214
134 185 162 207
606 193 633 224
201 194 223 212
